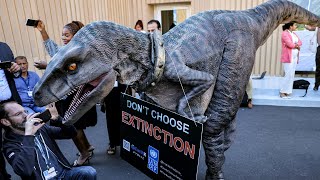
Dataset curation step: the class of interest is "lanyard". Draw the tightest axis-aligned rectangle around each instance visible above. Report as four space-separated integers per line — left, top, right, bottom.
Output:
35 134 50 169
21 75 30 90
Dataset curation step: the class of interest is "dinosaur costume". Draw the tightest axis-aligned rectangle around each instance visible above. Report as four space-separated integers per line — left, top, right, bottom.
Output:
34 0 320 179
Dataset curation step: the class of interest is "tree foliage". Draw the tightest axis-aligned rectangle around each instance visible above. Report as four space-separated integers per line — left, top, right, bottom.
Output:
290 0 320 16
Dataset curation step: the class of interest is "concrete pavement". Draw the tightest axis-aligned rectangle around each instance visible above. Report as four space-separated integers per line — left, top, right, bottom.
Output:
7 105 320 179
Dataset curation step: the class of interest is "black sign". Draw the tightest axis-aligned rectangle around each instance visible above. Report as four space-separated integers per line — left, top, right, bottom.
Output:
120 94 203 180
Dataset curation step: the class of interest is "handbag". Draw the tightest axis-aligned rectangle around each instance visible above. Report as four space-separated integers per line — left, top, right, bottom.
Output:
293 79 310 97
309 27 318 54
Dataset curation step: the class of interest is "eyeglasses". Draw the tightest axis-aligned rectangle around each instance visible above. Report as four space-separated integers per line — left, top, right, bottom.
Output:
6 110 28 118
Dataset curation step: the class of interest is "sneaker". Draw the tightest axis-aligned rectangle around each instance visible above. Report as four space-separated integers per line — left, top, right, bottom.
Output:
107 146 116 155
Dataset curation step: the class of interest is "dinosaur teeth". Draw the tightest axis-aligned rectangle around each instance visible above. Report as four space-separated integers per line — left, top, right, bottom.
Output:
67 88 78 95
63 86 91 121
60 95 68 100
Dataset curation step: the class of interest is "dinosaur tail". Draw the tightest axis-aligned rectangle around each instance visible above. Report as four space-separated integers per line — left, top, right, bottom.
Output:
248 0 320 45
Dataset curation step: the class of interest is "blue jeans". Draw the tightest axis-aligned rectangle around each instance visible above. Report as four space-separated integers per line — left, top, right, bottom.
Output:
62 166 96 180
24 105 46 114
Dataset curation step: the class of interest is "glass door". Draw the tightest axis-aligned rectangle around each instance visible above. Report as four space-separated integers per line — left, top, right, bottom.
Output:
154 4 191 34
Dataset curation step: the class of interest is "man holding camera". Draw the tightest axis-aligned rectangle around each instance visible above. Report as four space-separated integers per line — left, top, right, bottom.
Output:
14 56 45 113
0 41 21 180
0 101 97 179
0 42 21 104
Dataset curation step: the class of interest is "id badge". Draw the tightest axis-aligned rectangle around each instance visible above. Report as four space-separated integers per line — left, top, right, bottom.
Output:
114 81 118 87
43 167 57 180
27 91 33 97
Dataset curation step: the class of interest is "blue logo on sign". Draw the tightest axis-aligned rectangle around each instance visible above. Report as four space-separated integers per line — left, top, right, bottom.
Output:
123 139 130 152
147 146 159 174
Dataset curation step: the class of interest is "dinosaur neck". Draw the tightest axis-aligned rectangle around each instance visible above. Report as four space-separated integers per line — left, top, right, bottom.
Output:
113 32 154 86
248 0 320 47
120 33 152 68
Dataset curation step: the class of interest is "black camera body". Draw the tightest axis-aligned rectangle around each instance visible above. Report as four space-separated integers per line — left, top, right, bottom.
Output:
35 109 52 124
0 61 12 69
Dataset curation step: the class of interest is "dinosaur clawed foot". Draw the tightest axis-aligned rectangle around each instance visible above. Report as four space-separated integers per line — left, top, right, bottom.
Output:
178 110 208 123
177 101 207 123
193 115 207 123
205 170 224 180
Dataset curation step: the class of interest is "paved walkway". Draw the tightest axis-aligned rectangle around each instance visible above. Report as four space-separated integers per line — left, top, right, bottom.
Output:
252 76 320 107
7 105 320 179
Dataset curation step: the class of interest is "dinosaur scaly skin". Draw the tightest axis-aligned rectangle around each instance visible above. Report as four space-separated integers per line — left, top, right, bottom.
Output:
34 0 320 179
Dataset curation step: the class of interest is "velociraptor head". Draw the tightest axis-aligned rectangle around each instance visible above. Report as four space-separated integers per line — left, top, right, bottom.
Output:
33 21 153 124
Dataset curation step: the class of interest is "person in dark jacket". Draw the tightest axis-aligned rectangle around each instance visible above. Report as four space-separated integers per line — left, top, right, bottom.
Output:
0 42 21 104
103 83 128 155
0 101 97 180
0 41 21 180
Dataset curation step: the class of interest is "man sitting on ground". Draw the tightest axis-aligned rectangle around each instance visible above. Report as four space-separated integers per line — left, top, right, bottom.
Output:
0 101 97 180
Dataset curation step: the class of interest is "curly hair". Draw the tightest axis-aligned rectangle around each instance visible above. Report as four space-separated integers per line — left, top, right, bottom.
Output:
64 21 85 35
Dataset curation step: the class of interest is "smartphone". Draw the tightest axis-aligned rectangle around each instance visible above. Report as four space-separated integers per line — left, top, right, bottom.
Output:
0 61 12 69
26 19 39 27
35 109 52 124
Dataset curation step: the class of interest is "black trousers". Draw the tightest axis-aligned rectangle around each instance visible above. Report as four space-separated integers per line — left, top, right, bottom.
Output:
315 46 320 87
103 84 128 147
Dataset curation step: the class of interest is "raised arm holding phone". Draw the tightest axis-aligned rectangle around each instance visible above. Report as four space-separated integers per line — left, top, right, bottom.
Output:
32 20 50 69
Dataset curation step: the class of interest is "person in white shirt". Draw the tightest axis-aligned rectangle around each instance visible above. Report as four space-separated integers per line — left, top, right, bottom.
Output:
305 25 320 91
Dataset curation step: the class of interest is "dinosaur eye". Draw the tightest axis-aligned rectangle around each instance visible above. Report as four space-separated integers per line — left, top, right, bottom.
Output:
68 63 77 71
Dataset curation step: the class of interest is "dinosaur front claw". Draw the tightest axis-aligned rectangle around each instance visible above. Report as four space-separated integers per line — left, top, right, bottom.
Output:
177 101 207 123
193 115 207 123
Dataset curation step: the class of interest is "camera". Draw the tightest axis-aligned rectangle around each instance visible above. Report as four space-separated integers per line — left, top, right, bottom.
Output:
0 61 12 69
34 109 52 124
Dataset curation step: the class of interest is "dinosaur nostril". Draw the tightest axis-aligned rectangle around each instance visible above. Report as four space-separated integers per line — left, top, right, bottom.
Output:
34 91 41 98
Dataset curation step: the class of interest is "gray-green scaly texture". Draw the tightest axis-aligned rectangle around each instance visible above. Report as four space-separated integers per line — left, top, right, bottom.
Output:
34 1 320 179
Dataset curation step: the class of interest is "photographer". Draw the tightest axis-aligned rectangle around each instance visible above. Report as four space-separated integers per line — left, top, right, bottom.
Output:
0 42 21 104
0 41 21 180
0 102 97 180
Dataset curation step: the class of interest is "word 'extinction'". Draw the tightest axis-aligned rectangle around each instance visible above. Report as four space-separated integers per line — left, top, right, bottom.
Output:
127 100 190 134
122 111 196 159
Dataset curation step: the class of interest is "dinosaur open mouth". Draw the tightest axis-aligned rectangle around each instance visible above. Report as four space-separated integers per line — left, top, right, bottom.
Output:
63 73 107 120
